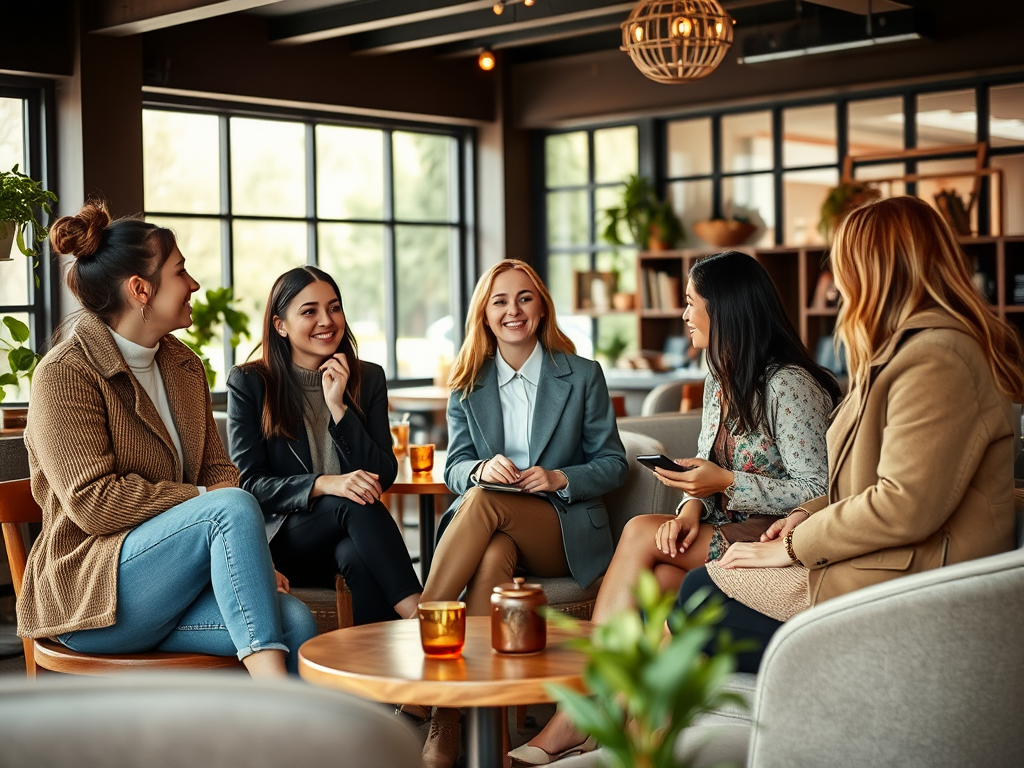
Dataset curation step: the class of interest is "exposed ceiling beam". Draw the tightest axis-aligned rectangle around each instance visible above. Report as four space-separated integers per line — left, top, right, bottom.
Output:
434 17 624 57
804 0 909 13
350 0 635 55
268 0 495 44
91 0 286 36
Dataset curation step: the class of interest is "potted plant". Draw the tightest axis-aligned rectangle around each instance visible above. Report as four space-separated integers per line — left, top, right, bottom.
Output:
819 181 880 240
0 316 41 429
546 571 749 768
178 286 250 388
602 174 685 252
595 331 630 369
0 165 57 261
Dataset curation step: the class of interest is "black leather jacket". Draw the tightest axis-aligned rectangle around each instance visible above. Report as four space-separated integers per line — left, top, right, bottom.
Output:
226 362 398 536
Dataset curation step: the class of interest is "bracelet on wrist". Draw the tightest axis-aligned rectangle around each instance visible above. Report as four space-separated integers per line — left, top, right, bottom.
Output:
784 530 804 566
786 508 810 520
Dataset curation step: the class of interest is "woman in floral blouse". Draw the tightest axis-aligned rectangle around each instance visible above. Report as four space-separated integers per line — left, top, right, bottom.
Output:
515 250 842 764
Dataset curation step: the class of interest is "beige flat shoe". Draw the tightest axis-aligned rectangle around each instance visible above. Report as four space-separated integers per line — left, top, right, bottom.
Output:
508 735 598 765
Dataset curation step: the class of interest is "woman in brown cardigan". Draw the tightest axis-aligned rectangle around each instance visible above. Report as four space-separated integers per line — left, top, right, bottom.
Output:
17 202 317 677
677 196 1024 673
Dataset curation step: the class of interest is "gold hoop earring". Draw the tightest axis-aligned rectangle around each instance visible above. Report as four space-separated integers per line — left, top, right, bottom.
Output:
141 304 153 323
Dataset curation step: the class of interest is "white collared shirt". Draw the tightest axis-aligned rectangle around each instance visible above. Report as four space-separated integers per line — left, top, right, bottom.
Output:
494 341 543 471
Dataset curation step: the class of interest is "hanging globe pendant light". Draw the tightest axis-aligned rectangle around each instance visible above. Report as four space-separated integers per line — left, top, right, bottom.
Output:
621 0 735 84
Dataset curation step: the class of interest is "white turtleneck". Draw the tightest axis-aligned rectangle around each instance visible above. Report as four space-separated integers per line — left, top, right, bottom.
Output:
108 328 185 483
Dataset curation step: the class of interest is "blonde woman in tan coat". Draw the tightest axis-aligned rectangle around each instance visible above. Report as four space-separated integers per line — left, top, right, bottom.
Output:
678 196 1024 672
17 203 317 677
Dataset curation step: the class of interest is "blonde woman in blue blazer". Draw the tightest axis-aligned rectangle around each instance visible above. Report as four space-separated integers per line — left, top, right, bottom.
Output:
418 259 628 768
422 259 628 615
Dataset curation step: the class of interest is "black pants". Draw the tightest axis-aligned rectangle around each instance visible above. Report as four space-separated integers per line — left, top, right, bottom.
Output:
675 566 783 673
270 495 422 626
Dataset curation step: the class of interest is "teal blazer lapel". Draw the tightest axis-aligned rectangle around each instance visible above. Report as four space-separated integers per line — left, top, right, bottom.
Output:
464 360 505 459
529 350 573 466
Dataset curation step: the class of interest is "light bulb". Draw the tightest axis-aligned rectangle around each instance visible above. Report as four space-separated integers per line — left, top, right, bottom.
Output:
715 20 723 37
524 0 535 5
493 2 503 15
478 50 496 71
633 25 644 43
672 17 693 38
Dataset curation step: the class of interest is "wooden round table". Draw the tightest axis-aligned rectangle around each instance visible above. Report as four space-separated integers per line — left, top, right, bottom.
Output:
299 616 590 768
389 450 447 579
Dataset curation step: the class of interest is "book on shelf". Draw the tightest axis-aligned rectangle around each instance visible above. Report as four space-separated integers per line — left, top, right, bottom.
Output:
640 267 681 310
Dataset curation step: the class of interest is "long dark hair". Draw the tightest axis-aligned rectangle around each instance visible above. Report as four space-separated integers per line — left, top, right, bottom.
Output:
239 266 363 440
690 251 842 435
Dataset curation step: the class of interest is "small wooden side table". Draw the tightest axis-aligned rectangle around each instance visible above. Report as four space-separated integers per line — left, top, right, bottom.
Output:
389 450 448 581
299 616 590 768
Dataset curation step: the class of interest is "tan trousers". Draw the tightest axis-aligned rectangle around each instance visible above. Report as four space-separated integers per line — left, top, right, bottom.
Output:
421 486 571 615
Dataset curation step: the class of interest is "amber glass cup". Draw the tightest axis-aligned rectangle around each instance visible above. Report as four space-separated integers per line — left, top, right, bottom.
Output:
409 443 435 473
418 601 466 658
389 418 410 459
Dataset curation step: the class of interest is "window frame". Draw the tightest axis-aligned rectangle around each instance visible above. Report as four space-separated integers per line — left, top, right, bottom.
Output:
0 75 58 406
141 95 476 390
536 72 1024 350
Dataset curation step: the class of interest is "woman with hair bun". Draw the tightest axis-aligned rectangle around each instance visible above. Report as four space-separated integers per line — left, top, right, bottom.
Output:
227 266 422 626
17 202 317 677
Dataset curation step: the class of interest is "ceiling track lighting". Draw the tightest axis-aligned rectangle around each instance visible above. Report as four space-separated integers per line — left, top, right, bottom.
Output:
493 0 535 16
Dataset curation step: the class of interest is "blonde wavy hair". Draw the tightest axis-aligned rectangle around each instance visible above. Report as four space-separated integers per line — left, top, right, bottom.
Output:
831 196 1024 400
448 259 575 395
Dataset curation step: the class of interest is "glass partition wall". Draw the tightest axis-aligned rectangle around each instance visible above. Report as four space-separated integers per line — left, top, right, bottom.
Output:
539 75 1024 354
143 105 471 389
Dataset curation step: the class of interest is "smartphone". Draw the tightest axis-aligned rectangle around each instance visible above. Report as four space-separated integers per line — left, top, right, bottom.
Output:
636 454 691 473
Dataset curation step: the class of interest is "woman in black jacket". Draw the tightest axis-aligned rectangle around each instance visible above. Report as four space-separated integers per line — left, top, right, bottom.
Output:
227 266 421 624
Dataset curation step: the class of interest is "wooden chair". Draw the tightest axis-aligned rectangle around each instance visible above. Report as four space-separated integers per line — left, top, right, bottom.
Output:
0 478 351 676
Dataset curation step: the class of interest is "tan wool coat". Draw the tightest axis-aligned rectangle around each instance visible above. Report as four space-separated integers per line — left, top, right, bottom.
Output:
791 308 1017 605
18 313 238 639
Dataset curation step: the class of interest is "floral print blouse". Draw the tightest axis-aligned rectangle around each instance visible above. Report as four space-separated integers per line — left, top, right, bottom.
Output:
677 366 835 526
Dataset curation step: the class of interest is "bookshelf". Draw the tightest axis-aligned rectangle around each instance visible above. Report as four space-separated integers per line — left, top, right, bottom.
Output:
632 235 1024 359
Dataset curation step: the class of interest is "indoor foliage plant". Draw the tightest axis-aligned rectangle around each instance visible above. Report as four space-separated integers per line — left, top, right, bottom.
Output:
0 164 57 260
0 316 40 406
546 571 749 768
178 287 250 389
602 174 685 252
818 181 880 240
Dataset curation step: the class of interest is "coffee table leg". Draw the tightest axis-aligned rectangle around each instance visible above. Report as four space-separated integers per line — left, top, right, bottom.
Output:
420 493 435 581
466 706 505 768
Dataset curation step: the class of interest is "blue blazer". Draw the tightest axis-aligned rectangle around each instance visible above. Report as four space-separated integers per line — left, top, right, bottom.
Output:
440 348 628 588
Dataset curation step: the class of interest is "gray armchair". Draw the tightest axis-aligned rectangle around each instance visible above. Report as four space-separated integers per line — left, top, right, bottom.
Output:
0 673 422 768
563 539 1024 768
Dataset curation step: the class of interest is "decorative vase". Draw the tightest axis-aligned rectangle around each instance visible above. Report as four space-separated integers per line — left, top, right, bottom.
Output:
0 222 15 261
693 219 757 248
612 292 636 311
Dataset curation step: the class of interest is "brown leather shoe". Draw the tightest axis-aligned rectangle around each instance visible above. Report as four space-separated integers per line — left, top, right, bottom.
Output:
422 707 461 768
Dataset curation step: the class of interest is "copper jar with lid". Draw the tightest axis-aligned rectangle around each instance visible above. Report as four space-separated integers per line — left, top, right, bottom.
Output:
490 577 548 654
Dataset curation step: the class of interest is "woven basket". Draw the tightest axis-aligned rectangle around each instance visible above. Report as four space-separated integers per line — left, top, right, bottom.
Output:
693 219 757 248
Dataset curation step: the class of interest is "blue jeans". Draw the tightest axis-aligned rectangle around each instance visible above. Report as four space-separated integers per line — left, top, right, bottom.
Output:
58 488 318 674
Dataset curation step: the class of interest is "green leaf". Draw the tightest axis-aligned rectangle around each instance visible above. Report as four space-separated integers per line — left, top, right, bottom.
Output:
9 347 35 372
2 316 30 343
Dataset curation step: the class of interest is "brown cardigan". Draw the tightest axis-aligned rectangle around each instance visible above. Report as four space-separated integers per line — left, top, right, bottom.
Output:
18 313 238 639
792 308 1016 605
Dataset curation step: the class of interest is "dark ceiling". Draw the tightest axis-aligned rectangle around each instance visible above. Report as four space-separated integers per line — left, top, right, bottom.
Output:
91 0 921 65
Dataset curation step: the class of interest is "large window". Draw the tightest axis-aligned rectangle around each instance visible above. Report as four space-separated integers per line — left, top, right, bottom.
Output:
542 125 640 359
541 75 1024 353
0 81 51 405
143 105 471 387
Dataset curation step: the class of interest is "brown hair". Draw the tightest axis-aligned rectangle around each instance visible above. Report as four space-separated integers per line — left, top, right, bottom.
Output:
50 201 177 326
237 266 364 440
832 196 1024 401
448 259 574 395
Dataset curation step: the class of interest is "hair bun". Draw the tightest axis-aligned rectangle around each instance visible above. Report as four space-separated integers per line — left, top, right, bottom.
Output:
49 201 111 259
